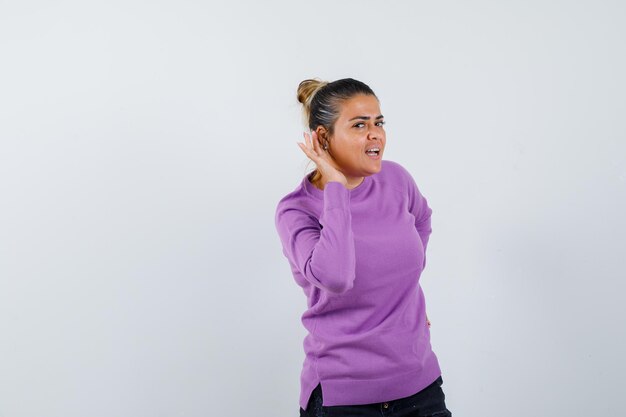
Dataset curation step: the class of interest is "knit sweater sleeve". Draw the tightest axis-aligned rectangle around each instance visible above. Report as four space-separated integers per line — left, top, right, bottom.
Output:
275 182 356 294
406 171 433 268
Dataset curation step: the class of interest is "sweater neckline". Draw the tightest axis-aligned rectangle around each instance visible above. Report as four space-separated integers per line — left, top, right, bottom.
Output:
303 172 373 200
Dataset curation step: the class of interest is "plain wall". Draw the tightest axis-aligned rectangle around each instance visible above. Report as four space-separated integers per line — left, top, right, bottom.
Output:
1 1 624 416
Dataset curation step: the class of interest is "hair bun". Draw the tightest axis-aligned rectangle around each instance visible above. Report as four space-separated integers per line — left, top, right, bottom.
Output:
297 79 328 106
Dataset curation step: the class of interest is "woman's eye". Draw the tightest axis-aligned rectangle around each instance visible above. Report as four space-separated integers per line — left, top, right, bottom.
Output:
353 121 385 128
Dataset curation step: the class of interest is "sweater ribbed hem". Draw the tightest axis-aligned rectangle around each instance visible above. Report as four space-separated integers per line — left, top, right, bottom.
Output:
300 354 441 409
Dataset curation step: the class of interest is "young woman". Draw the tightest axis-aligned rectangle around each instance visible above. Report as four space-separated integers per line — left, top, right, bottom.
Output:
275 78 452 417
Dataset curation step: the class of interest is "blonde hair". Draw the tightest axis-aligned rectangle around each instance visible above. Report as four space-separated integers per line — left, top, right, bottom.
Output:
297 79 328 127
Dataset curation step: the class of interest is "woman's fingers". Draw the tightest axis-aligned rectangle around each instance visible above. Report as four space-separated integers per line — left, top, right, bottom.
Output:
298 132 311 156
310 131 328 162
299 131 322 162
297 130 347 188
311 131 320 154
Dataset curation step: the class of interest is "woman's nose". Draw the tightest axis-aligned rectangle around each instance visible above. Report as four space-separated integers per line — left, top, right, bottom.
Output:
368 128 381 140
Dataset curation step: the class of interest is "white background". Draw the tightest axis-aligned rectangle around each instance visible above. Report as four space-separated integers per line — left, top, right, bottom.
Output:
1 1 625 416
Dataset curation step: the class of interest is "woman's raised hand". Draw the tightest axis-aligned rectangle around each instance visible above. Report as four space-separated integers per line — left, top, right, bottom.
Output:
297 131 348 188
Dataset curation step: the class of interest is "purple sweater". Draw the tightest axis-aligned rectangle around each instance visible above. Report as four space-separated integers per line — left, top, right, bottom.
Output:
275 160 441 410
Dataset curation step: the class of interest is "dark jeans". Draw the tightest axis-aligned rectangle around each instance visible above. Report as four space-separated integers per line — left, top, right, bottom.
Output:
299 376 452 417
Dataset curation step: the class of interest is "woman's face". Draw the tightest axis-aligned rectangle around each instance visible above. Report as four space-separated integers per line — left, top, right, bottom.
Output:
321 94 386 180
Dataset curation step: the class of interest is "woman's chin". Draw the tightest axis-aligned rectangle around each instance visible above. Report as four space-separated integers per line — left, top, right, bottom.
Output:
367 159 383 174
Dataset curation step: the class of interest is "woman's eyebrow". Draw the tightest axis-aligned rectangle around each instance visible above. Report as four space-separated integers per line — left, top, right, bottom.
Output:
348 115 385 121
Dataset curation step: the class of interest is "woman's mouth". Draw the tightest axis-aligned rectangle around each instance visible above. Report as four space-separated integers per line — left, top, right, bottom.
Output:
365 147 381 159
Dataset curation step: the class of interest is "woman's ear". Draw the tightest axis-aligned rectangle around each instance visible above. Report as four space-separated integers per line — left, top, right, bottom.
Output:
315 126 329 149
